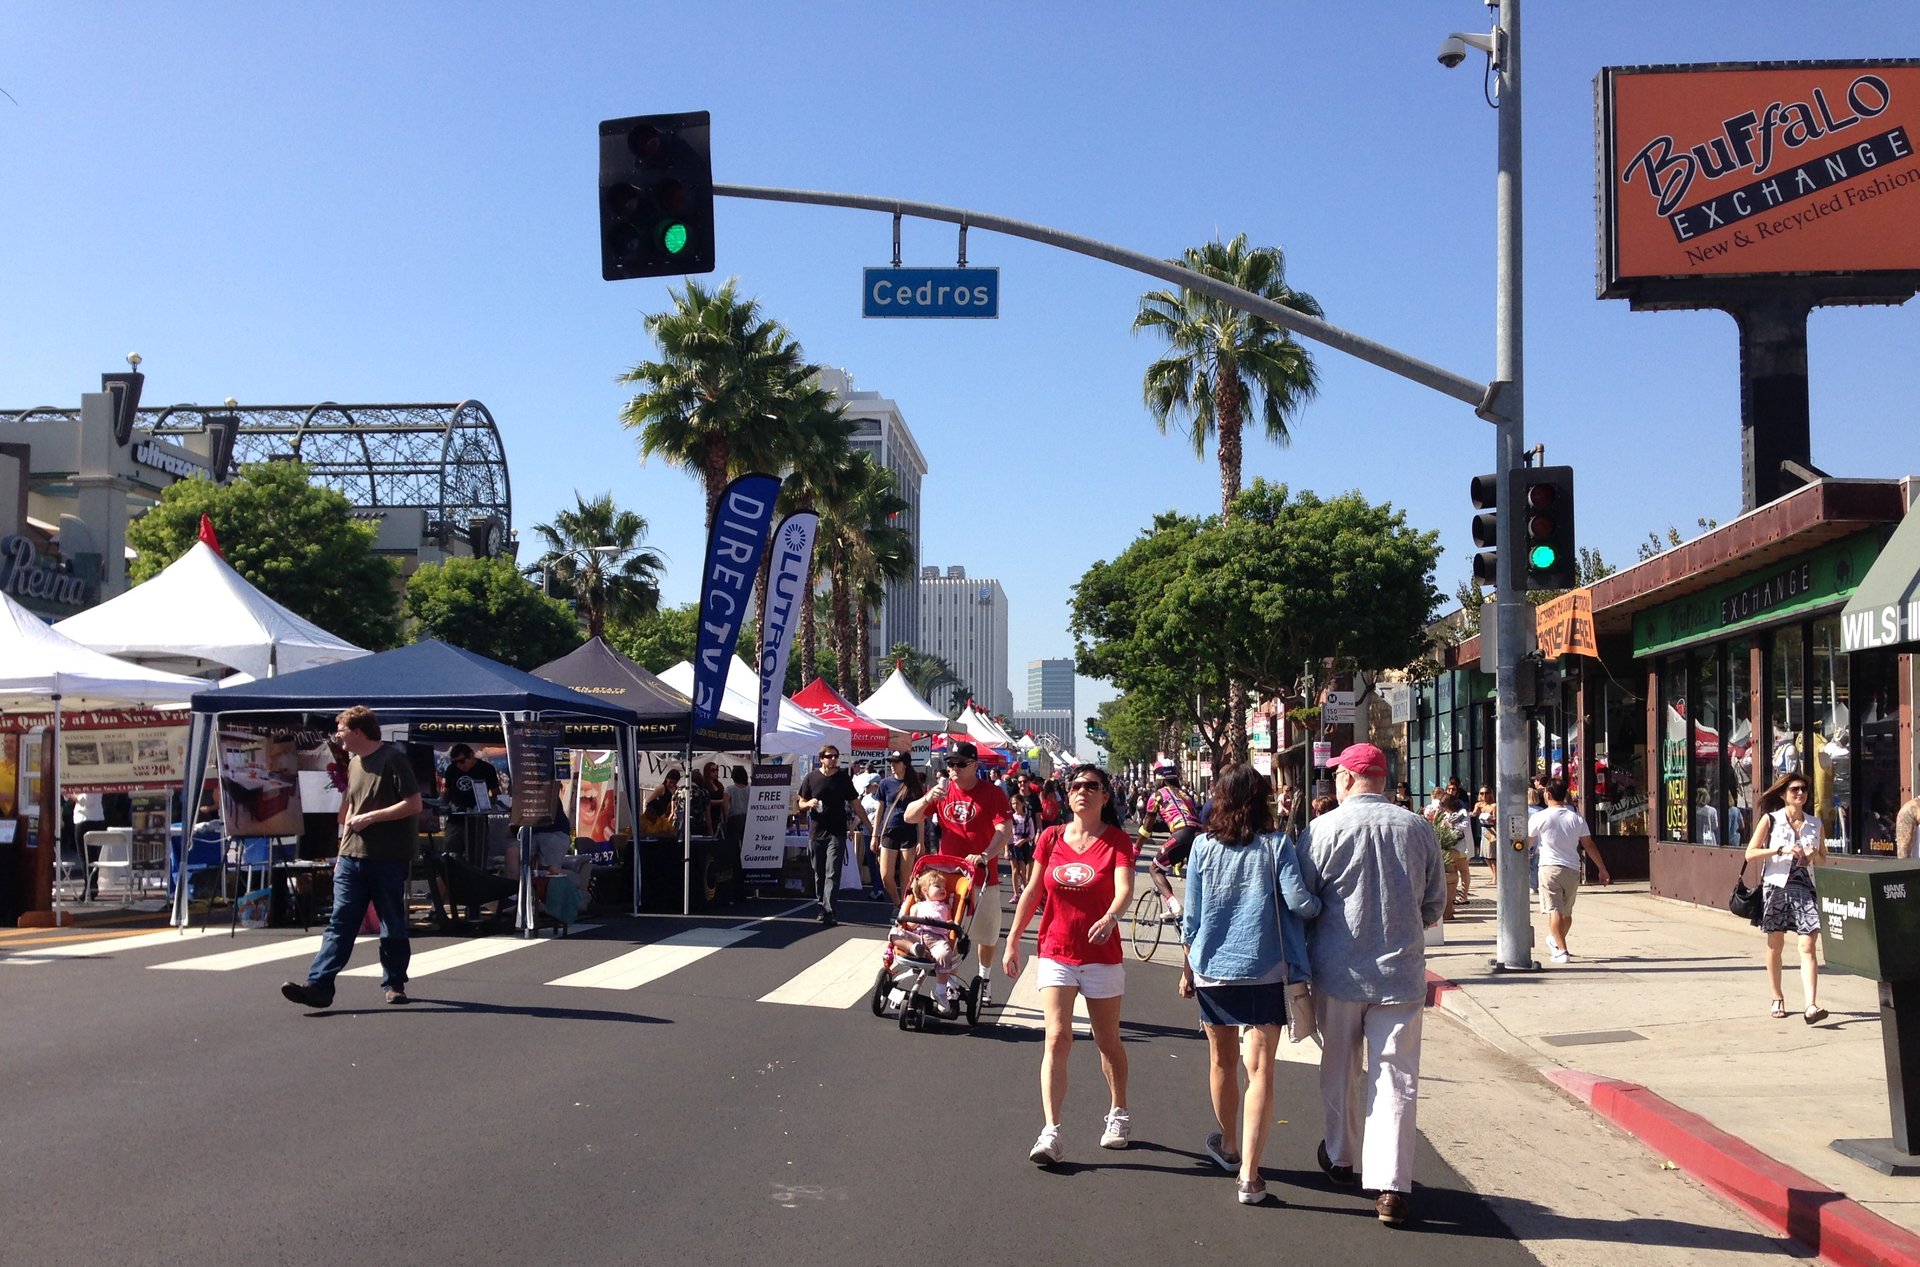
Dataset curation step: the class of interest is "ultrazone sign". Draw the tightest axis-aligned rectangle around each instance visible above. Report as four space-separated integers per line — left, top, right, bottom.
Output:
1598 60 1920 295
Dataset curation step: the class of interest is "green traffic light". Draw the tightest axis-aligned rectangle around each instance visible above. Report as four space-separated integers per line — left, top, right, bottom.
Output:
1529 543 1558 570
662 223 688 255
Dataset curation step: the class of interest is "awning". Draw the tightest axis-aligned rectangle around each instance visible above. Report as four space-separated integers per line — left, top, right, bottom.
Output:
1840 508 1920 652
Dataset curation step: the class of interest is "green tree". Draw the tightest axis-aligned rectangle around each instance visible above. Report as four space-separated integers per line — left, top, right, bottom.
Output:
819 453 911 698
125 461 401 649
1134 234 1323 519
526 492 667 640
404 557 581 669
1096 694 1164 767
607 602 700 673
617 278 814 526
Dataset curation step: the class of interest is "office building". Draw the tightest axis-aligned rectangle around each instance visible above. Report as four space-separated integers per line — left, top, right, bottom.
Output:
820 368 926 673
917 564 1011 717
1027 658 1075 715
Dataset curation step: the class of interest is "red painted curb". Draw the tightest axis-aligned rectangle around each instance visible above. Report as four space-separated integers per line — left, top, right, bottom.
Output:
1423 968 1458 1008
1544 1068 1920 1267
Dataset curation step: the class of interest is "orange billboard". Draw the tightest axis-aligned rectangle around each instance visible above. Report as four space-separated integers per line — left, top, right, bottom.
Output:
1598 61 1920 296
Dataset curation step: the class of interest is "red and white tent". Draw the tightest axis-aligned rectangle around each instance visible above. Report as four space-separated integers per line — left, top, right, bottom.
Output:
790 678 907 757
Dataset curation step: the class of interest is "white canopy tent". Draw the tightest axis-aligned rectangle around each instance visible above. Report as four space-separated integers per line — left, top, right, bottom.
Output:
1 592 207 923
856 667 960 734
657 656 851 758
54 541 368 679
954 701 1017 749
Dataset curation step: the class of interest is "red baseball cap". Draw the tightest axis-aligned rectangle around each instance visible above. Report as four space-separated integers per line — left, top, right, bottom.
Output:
1329 742 1388 779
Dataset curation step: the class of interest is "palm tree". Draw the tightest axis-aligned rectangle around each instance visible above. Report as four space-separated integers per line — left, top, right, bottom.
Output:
1133 234 1322 520
617 278 810 526
527 492 666 640
818 454 911 697
1135 234 1321 764
765 388 861 684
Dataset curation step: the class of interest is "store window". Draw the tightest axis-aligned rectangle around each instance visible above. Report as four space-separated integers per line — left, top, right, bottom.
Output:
1692 647 1722 844
1593 675 1646 837
1809 615 1847 843
1767 624 1806 781
1725 641 1754 846
1853 649 1902 854
1660 658 1690 842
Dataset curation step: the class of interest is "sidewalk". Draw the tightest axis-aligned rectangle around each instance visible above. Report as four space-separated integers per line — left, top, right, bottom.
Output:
1425 877 1919 1264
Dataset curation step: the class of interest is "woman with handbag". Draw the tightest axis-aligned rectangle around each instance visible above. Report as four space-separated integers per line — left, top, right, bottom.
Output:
1743 770 1829 1023
1177 763 1322 1206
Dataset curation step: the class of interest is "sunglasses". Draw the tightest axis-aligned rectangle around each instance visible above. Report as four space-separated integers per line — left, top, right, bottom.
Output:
947 758 975 767
818 753 839 760
1069 780 1105 793
1785 785 1809 795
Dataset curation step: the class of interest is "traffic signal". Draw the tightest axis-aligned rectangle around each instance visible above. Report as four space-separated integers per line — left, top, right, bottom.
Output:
1512 465 1576 590
598 111 714 280
1468 472 1500 588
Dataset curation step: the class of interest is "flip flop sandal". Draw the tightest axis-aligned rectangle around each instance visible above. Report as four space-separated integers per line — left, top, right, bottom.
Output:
1770 998 1787 1019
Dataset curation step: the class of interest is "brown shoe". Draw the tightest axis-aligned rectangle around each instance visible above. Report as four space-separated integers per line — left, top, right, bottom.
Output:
1375 1191 1409 1225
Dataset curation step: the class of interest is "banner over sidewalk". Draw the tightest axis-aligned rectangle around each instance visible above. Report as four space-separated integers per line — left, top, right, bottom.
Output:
1535 588 1598 659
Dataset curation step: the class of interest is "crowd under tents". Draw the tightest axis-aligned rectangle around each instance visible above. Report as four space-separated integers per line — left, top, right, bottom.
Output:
175 639 645 930
1 591 208 922
53 541 368 679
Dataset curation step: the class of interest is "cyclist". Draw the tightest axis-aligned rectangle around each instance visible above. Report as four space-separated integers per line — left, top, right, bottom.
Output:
1143 766 1200 922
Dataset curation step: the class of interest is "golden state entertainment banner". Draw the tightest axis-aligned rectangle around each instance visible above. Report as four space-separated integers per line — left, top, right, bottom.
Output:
1599 61 1920 294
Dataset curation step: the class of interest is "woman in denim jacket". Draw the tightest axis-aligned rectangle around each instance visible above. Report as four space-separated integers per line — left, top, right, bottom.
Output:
1178 764 1321 1205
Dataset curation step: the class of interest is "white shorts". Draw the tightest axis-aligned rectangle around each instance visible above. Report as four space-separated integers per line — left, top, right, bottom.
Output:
967 886 1003 948
1036 957 1125 999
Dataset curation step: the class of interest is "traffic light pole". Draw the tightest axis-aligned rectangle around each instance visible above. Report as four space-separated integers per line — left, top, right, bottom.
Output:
1488 0 1538 972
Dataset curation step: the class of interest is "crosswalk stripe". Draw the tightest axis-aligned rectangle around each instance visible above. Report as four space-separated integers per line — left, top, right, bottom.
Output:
545 926 754 990
998 960 1092 1035
150 935 326 971
758 937 887 1008
342 936 539 978
21 928 234 959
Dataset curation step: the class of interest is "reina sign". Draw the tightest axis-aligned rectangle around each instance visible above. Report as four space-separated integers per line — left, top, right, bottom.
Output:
0 534 88 608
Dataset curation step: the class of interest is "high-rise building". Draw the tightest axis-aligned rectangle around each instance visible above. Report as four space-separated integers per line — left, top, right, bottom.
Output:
1009 709 1076 751
1027 658 1075 716
917 564 1012 717
820 368 925 672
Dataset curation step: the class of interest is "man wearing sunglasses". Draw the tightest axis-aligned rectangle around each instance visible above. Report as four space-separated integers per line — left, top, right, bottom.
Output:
796 748 871 927
906 740 1013 1003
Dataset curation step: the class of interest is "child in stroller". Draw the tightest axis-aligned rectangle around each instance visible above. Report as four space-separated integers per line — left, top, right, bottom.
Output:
870 855 984 1029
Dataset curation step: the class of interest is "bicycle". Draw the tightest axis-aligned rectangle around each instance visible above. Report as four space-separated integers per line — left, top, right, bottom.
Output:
1129 828 1181 960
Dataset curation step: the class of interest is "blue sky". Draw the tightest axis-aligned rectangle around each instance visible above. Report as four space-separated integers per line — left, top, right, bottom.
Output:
4 2 1915 725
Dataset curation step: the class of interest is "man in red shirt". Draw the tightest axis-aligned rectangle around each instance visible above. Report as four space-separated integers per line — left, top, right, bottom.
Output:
905 741 1013 1003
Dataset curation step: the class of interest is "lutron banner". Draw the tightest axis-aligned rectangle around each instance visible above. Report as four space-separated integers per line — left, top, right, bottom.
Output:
757 512 818 748
1598 61 1920 295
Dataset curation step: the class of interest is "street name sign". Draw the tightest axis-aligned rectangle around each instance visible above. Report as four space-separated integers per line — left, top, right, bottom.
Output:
862 267 999 318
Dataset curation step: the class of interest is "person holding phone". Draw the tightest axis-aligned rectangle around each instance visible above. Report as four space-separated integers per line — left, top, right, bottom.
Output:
1003 764 1135 1166
1744 770 1829 1023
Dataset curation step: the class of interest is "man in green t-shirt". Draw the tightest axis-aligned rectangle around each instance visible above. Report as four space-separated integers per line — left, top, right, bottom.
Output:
282 705 423 1010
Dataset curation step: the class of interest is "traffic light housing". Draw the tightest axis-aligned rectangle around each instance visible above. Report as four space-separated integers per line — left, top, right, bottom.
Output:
1468 472 1500 588
599 111 714 280
1512 465 1577 590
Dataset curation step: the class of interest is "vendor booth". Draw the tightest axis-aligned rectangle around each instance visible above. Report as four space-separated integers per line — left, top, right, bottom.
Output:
175 639 643 934
790 677 907 758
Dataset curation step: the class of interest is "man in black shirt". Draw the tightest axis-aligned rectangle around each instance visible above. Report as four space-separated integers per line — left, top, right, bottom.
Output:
443 744 502 865
795 745 871 927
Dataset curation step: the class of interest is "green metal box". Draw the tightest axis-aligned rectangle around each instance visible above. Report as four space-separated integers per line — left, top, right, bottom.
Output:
1815 861 1920 983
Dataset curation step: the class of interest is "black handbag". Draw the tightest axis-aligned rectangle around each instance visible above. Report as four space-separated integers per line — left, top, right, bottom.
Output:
1728 858 1763 924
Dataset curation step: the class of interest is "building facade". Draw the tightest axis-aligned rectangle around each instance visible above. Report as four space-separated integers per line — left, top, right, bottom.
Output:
918 565 1011 717
821 368 926 675
1027 658 1075 716
1009 709 1076 750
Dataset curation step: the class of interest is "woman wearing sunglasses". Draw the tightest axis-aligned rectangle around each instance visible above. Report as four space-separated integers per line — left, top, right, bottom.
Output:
1004 764 1135 1166
1743 770 1829 1023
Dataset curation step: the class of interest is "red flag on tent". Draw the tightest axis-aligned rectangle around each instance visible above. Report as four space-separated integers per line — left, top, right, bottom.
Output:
198 513 223 557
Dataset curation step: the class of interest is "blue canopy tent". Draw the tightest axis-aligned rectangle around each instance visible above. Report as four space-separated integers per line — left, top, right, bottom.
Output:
172 640 644 933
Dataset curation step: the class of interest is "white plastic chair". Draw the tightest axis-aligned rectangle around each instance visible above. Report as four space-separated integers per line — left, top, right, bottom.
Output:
87 828 137 905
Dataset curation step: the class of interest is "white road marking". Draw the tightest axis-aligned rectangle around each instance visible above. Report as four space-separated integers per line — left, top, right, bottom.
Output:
545 926 755 990
20 927 234 959
342 936 539 978
758 937 888 1008
150 935 326 971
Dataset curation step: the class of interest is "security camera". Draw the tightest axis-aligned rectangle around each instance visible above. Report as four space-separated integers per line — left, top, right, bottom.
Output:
1437 35 1469 68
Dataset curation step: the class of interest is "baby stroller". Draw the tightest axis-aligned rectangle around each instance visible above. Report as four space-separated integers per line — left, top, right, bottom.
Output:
870 855 985 1031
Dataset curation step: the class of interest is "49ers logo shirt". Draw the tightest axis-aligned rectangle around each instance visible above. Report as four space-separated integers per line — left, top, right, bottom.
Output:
942 800 977 827
1051 860 1096 888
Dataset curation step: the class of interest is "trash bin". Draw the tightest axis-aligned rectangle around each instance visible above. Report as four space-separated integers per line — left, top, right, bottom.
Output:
1816 859 1920 1174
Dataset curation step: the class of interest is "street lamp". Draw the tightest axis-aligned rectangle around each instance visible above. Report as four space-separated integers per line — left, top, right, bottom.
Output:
1442 0 1535 971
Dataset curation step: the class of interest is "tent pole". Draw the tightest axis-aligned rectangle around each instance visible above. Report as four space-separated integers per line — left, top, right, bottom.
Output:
682 743 692 916
51 696 66 927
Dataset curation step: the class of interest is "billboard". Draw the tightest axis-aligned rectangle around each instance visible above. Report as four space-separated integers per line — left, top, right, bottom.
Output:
1598 61 1920 296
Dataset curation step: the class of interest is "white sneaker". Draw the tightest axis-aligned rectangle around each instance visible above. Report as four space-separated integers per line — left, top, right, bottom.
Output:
1029 1125 1063 1165
1550 948 1571 964
1099 1109 1132 1150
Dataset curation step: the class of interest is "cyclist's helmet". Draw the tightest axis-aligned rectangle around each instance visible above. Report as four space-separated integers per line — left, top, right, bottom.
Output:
1153 764 1181 786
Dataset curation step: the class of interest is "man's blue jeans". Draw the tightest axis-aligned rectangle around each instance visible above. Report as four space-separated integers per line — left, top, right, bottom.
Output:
305 855 411 996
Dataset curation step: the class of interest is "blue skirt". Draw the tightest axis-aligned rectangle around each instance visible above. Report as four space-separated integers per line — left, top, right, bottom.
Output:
1196 980 1288 1029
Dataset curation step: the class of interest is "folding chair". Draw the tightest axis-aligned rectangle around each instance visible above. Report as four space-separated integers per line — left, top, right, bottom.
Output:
87 828 137 905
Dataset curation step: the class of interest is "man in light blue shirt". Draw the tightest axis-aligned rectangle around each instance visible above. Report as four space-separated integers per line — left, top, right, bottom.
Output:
1298 742 1445 1226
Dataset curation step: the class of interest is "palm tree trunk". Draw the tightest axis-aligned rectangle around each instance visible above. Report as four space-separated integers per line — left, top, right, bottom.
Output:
856 606 873 699
800 553 819 684
703 433 731 526
1215 374 1245 520
1228 681 1249 765
829 559 855 694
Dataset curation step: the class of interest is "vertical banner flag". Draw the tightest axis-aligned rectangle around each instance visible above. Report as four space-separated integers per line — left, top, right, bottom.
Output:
756 511 818 748
690 472 783 733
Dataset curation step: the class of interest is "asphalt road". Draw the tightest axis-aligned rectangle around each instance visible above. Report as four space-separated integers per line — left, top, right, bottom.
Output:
0 892 1541 1267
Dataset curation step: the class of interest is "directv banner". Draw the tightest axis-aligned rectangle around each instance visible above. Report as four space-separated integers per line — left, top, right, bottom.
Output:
757 511 818 748
691 472 782 733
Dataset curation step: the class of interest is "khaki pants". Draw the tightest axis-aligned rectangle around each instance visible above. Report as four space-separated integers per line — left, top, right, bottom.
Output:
1317 993 1424 1195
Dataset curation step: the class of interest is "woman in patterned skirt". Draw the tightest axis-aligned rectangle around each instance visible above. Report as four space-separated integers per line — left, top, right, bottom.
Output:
1743 770 1829 1024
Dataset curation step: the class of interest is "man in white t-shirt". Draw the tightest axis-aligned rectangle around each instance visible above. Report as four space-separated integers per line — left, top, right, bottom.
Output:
1527 781 1611 963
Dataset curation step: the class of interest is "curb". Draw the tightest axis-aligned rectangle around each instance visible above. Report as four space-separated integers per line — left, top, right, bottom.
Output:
1423 969 1920 1267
